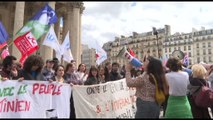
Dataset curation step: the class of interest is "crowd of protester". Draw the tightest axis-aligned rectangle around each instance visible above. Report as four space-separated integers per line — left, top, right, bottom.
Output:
1 54 213 118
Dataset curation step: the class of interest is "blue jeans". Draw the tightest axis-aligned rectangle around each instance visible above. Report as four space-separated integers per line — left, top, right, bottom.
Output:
135 97 160 118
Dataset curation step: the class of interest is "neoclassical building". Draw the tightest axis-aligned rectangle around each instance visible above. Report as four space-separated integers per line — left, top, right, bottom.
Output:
0 2 85 66
163 27 213 65
103 25 213 66
103 25 171 66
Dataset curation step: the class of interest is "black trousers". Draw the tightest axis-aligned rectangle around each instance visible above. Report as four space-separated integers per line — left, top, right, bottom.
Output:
70 92 76 119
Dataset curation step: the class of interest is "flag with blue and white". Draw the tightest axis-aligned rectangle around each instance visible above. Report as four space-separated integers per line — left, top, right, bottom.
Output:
42 26 61 54
182 53 189 67
60 31 73 62
16 3 58 40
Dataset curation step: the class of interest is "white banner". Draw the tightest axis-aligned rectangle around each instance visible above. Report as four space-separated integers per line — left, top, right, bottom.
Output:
72 79 136 118
0 80 71 118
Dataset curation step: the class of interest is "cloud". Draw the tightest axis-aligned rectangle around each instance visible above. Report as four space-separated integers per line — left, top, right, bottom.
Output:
83 2 126 18
82 2 213 48
131 2 136 7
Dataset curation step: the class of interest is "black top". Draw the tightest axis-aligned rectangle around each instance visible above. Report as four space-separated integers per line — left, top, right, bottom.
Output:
104 67 110 82
109 71 123 81
19 70 45 81
189 77 208 86
84 77 99 85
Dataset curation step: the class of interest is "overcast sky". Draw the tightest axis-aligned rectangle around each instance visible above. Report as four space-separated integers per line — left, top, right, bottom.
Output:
82 2 213 48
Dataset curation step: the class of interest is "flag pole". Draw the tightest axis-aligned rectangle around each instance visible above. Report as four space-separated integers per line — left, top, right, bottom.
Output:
7 40 14 47
7 32 18 47
61 55 63 65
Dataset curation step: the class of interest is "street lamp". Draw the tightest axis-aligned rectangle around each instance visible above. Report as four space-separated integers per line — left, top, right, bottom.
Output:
152 27 160 58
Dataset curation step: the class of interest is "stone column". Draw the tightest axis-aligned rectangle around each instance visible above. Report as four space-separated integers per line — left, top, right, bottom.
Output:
40 2 56 61
60 8 71 65
62 13 70 43
11 2 25 60
54 15 61 44
70 2 81 66
79 10 82 64
53 14 61 58
79 4 84 64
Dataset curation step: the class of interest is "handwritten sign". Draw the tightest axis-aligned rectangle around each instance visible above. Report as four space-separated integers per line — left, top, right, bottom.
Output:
0 80 71 118
72 79 137 118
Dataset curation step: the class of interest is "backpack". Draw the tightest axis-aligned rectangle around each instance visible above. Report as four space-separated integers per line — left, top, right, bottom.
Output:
193 81 213 108
150 73 165 105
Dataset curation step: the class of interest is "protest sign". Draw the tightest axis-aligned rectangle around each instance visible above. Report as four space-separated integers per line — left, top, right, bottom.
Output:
72 79 136 118
0 80 71 118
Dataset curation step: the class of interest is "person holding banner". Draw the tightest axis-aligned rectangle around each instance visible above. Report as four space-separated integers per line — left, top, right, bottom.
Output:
52 57 59 71
84 66 100 85
76 63 88 83
42 59 55 81
125 56 169 118
20 55 45 81
64 63 83 85
64 63 83 119
109 62 123 81
104 62 112 82
98 65 106 83
0 55 23 80
50 65 65 83
16 62 23 71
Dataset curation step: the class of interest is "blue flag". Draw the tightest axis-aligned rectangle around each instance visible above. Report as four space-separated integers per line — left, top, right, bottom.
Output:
29 3 57 25
16 3 58 40
0 21 9 44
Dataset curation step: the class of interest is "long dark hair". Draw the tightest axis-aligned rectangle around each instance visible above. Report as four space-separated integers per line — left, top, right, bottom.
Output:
104 62 111 82
2 55 17 69
55 65 64 76
147 56 166 91
77 63 87 73
88 66 99 79
98 65 105 75
23 55 44 73
65 63 74 73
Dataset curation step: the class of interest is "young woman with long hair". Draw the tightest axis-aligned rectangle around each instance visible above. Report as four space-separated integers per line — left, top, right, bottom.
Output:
84 66 100 85
76 63 88 83
125 56 168 118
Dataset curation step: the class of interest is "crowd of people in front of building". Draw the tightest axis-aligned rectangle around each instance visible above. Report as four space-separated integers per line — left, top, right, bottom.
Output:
0 55 141 118
1 54 213 118
125 55 213 118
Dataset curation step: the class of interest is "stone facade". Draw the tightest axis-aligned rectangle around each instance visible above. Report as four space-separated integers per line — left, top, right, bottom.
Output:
0 2 84 66
103 25 170 66
81 44 96 68
103 25 213 66
164 27 213 65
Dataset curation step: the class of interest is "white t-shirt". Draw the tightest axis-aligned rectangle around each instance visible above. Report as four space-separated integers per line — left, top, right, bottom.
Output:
166 71 190 96
76 71 88 82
